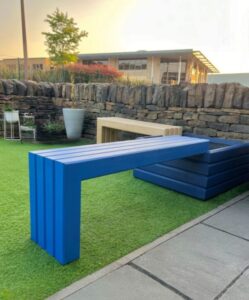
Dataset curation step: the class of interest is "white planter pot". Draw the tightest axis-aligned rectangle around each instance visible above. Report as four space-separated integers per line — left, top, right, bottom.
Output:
63 108 85 140
4 110 19 123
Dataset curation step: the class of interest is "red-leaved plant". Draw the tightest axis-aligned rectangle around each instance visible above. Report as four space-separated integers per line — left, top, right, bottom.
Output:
65 63 123 83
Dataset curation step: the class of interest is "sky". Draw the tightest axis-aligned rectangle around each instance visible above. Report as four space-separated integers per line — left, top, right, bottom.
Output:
0 0 248 73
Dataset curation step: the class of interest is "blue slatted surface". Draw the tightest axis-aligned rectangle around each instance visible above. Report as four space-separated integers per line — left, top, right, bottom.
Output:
135 135 249 200
29 136 209 264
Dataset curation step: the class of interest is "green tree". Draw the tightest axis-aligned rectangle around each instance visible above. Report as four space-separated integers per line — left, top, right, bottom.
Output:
42 9 88 65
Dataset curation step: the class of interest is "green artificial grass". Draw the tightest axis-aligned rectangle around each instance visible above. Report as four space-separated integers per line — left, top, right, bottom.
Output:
0 138 248 300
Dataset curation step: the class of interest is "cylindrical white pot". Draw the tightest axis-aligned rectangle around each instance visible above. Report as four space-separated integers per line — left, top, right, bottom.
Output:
63 108 85 140
4 110 19 123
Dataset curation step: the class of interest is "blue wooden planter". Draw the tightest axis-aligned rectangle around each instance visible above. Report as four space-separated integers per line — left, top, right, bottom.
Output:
134 135 249 200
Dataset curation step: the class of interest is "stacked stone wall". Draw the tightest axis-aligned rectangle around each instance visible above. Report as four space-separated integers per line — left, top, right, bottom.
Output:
1 79 249 140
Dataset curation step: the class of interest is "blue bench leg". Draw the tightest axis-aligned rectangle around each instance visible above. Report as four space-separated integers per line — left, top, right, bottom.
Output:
29 154 82 265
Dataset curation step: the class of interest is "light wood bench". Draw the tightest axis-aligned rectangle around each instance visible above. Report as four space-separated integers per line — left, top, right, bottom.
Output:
96 117 182 143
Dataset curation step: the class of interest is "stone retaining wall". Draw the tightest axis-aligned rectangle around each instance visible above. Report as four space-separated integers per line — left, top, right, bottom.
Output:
1 80 249 140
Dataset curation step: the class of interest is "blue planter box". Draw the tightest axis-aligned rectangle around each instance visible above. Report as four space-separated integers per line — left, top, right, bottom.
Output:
134 135 249 200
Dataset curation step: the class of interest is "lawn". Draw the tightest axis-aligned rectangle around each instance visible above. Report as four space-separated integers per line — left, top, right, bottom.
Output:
0 138 248 300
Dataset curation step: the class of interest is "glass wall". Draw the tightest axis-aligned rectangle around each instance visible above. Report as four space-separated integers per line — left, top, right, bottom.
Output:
118 59 147 70
160 59 186 84
83 60 108 65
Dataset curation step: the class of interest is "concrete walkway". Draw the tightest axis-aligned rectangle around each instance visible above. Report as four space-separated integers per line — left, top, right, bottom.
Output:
48 191 249 300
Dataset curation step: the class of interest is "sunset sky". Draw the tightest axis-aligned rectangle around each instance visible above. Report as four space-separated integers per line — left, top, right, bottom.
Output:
0 0 248 73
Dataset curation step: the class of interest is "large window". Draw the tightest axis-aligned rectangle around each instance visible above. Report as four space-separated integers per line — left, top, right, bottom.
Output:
83 60 108 65
118 59 147 70
32 64 43 70
160 60 186 84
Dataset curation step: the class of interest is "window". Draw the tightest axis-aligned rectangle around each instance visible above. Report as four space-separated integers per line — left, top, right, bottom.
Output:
160 60 186 84
83 60 108 65
118 59 147 70
33 64 43 70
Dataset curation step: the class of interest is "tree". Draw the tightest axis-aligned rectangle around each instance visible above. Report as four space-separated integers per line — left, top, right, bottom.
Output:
42 9 88 66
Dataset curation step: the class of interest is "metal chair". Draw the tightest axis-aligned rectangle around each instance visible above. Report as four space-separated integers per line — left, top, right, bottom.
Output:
3 112 36 141
20 113 36 141
3 110 21 140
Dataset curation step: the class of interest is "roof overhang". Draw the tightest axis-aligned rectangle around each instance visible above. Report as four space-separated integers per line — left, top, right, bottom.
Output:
193 51 219 73
78 49 219 73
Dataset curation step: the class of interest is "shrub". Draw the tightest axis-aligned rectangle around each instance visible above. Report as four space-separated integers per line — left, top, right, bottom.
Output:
43 121 65 133
65 63 123 83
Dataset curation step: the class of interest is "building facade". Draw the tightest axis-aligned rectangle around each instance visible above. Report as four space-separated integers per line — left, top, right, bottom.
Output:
78 49 219 84
0 57 52 74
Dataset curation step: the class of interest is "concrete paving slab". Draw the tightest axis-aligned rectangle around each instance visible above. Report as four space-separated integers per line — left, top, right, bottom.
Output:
65 265 183 300
204 197 249 240
133 224 249 300
220 269 249 300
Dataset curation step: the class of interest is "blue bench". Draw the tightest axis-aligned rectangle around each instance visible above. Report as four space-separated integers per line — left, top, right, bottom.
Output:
134 135 249 200
29 136 209 264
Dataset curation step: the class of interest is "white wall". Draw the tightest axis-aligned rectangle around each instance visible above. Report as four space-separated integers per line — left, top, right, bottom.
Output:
207 73 249 87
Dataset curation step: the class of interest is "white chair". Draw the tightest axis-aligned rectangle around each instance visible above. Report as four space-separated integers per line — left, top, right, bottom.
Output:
3 111 36 141
20 114 36 141
4 110 21 140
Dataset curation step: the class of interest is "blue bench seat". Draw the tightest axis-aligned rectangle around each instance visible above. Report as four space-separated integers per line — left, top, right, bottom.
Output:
29 136 208 264
134 135 249 200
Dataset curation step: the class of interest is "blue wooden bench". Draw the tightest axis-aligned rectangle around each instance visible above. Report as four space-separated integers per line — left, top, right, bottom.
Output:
135 135 249 200
29 136 209 264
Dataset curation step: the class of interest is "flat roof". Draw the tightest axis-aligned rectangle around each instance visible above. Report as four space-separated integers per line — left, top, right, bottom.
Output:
78 49 219 73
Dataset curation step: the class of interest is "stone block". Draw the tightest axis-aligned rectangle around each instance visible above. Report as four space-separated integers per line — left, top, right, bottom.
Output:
169 86 181 107
96 84 108 103
106 102 114 111
175 119 187 126
218 115 239 124
2 79 17 95
140 85 147 105
194 127 217 136
164 85 171 107
146 105 159 111
0 80 4 94
12 80 27 96
108 84 117 103
121 86 129 104
188 120 206 127
153 85 164 107
208 122 230 132
230 124 249 134
204 84 216 108
240 115 249 125
128 87 136 106
180 86 188 107
183 112 198 120
215 83 226 108
147 112 158 120
199 114 217 122
242 89 249 109
223 83 236 108
25 81 39 96
116 85 123 103
233 85 246 108
146 85 154 104
187 85 197 107
195 83 205 107
174 112 183 119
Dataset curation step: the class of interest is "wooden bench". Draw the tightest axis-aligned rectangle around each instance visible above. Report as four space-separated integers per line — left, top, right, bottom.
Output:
96 117 182 143
29 136 208 265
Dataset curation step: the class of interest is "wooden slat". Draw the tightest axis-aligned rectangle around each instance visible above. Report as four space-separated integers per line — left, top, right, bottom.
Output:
97 117 182 143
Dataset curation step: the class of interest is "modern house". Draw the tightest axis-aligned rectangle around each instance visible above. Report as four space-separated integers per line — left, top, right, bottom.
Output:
208 73 249 87
0 57 52 73
78 49 219 84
